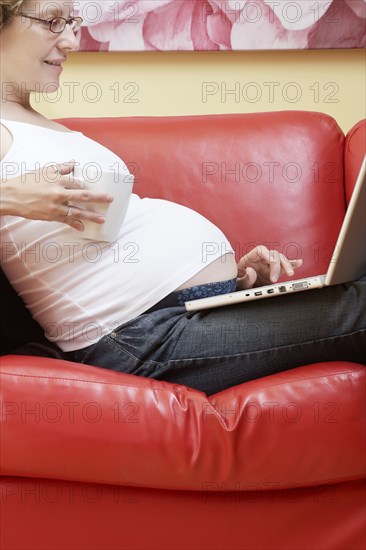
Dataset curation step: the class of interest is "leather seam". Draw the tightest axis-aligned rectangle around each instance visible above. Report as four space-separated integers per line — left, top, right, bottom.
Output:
0 365 364 400
0 370 187 393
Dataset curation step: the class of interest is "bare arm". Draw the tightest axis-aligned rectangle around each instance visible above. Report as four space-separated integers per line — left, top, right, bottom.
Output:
1 161 113 232
1 124 113 231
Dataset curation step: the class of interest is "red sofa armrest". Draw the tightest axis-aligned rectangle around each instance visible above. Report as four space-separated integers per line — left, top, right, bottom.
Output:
344 119 366 204
1 355 365 491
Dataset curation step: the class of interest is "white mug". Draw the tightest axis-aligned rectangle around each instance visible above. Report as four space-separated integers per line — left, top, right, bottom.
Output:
71 165 134 242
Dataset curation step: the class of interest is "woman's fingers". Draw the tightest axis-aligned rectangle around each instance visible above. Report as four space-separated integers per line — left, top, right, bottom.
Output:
52 186 114 227
65 188 114 205
61 179 114 204
45 188 111 228
58 160 75 175
240 246 303 284
270 256 304 282
65 204 106 225
243 246 283 283
45 161 75 182
64 218 85 232
237 267 257 290
289 259 303 267
269 253 291 282
44 162 114 204
236 255 249 278
269 254 304 282
63 179 84 190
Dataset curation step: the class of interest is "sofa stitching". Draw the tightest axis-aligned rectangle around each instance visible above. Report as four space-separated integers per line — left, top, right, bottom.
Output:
0 370 186 393
344 120 365 155
0 367 364 401
0 471 364 491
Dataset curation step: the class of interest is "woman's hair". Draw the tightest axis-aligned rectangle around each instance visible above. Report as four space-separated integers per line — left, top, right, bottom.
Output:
1 0 26 31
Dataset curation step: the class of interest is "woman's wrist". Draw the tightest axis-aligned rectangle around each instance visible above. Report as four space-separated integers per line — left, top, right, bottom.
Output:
0 178 24 217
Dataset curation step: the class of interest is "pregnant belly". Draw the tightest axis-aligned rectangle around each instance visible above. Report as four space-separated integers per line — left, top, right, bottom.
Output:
176 253 238 290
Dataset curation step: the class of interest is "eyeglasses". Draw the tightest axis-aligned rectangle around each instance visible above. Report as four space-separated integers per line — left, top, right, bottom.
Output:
17 13 83 34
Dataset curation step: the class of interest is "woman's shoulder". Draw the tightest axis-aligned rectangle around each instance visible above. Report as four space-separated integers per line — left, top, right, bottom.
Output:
0 123 13 161
0 112 72 161
1 109 73 134
0 112 77 162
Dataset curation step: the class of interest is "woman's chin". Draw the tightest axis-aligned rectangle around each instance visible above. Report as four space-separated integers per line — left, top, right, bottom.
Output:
35 80 61 94
45 82 60 93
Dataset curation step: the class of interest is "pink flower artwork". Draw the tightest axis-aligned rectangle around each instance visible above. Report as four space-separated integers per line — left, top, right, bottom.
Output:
74 0 366 51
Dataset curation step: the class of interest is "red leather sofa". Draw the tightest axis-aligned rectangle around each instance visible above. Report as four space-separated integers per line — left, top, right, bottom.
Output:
1 111 365 550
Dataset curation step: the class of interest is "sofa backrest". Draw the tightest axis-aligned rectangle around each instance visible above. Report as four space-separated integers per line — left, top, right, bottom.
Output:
0 110 352 355
0 267 60 356
344 119 366 204
60 111 346 278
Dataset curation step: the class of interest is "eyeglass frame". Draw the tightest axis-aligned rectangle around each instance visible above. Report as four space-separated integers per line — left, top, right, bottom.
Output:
16 13 83 34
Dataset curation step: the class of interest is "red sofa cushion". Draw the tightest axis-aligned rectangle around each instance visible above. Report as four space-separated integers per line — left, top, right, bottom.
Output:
1 355 365 490
60 111 345 278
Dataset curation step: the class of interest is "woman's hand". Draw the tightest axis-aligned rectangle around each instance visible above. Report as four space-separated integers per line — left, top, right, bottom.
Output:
1 161 114 232
236 245 303 290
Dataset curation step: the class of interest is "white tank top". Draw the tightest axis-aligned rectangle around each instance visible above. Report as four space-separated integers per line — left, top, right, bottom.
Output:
0 119 234 351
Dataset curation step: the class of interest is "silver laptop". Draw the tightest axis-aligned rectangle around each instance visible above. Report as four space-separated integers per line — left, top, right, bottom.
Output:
185 156 366 312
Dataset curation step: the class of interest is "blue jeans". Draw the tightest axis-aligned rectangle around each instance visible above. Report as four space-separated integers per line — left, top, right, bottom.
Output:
67 276 366 395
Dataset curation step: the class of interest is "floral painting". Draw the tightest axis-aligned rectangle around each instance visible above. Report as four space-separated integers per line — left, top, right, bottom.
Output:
74 0 366 51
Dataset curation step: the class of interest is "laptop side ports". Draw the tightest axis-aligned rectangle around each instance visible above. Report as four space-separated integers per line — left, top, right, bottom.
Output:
292 282 309 290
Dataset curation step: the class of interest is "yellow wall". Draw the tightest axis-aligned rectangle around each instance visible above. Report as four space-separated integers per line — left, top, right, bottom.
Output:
35 48 366 134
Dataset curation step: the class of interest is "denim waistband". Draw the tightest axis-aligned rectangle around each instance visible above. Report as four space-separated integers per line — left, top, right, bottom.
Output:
144 278 237 314
65 278 238 360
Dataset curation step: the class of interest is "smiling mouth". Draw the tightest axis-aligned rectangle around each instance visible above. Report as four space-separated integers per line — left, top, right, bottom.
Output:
44 61 64 66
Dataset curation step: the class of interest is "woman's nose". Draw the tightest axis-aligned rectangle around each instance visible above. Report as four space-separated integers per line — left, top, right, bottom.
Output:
57 25 80 52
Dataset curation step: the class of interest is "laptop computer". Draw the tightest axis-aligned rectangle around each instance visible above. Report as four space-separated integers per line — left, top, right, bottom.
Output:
185 155 366 312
